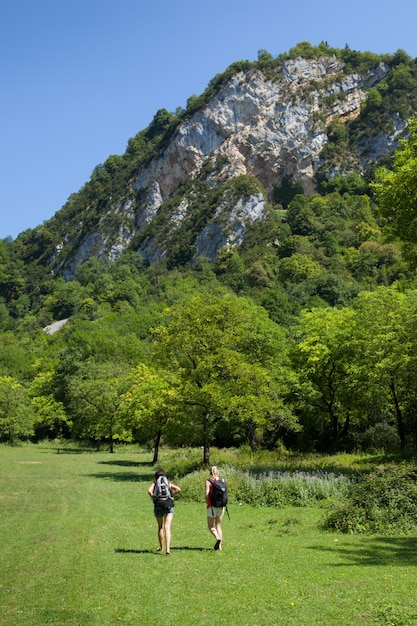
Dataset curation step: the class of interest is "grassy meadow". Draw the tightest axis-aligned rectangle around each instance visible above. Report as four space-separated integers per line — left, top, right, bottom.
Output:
1 444 417 625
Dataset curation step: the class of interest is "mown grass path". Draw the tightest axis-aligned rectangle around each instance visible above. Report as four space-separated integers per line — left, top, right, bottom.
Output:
1 446 416 625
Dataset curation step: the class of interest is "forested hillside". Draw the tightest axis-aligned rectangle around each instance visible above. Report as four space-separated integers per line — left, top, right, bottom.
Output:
1 43 417 459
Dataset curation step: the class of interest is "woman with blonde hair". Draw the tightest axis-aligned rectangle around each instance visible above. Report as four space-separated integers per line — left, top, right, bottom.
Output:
205 465 226 550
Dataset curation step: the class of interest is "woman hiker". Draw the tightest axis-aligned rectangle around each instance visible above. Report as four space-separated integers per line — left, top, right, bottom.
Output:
148 469 181 555
205 465 226 550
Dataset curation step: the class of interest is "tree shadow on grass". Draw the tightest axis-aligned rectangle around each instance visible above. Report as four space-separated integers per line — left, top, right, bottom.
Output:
86 471 154 482
98 460 154 468
115 548 157 555
310 536 417 567
115 546 211 555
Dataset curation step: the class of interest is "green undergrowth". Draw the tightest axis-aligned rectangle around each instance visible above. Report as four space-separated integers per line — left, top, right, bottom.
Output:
158 444 407 477
177 465 352 508
322 466 417 535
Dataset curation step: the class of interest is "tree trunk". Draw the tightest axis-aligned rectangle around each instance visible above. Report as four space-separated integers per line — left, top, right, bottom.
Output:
249 421 258 452
153 430 162 464
109 420 114 453
326 395 340 454
203 442 210 465
203 413 210 465
390 378 405 449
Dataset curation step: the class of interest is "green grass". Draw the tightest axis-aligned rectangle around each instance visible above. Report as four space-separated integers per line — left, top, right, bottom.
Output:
1 445 417 625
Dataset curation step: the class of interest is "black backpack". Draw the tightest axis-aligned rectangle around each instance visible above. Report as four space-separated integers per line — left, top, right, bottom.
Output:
153 475 174 510
209 478 228 507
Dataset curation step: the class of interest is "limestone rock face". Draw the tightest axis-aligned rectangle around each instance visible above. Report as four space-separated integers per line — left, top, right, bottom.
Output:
51 56 402 274
132 59 389 204
194 192 267 262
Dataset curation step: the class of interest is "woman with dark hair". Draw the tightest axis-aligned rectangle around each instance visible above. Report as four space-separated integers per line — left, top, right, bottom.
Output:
148 469 181 555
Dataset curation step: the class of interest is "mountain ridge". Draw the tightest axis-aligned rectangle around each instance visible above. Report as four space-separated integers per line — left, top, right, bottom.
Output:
12 43 417 279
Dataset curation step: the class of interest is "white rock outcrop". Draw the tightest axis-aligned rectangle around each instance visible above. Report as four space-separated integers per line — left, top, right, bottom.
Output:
54 56 400 273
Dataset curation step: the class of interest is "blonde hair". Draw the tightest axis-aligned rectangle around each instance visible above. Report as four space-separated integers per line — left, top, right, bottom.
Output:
210 466 219 477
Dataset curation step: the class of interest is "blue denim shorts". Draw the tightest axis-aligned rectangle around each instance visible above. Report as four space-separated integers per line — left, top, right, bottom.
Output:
154 505 174 518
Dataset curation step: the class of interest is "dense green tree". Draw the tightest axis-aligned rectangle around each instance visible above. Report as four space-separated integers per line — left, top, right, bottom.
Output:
353 288 417 449
28 371 70 439
258 287 300 326
286 195 322 236
120 363 181 463
320 172 367 196
291 307 359 452
257 49 274 62
0 330 45 380
291 287 417 452
371 117 417 261
278 253 323 286
146 108 176 140
75 257 111 286
42 278 87 319
151 292 297 463
54 314 149 367
0 376 31 443
214 247 246 292
68 362 129 452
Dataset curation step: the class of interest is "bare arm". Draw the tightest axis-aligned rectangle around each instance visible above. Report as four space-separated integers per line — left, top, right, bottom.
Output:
148 482 155 498
205 479 211 503
169 482 181 495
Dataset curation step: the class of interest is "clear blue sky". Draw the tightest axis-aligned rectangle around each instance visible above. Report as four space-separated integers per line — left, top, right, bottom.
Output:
1 0 416 239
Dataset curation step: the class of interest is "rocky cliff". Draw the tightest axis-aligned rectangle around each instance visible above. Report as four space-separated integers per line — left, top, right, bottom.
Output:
50 52 411 278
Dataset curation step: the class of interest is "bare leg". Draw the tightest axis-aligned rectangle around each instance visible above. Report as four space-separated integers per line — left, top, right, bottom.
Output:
156 517 164 551
164 513 174 554
215 516 223 548
207 515 220 540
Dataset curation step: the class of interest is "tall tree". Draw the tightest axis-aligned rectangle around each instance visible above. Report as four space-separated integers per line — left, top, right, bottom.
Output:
120 363 181 463
151 292 297 464
0 376 31 444
291 307 359 452
28 371 70 439
371 117 417 264
68 362 129 452
353 287 417 449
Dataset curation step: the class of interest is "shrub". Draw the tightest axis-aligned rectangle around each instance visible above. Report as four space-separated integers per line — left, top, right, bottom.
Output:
158 448 204 480
177 466 352 508
322 466 417 534
355 422 400 452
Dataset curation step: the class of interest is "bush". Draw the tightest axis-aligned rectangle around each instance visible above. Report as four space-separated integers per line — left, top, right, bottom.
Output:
177 466 352 508
157 448 204 480
322 466 417 534
355 422 400 452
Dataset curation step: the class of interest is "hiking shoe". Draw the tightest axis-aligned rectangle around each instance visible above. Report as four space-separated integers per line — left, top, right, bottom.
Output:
214 540 221 551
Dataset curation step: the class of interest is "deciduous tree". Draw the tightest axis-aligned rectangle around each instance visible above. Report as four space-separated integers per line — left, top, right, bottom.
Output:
371 117 417 264
68 362 129 452
151 292 297 463
0 376 31 443
353 287 417 449
120 363 181 463
291 307 359 452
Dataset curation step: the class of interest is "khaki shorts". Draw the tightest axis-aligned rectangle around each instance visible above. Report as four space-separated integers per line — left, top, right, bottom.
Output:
207 506 224 518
